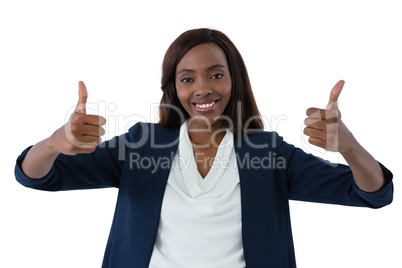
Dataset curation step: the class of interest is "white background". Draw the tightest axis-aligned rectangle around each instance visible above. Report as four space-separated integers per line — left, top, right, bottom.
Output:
1 0 401 267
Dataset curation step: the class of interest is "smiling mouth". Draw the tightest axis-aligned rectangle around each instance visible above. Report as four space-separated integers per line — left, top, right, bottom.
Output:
191 99 220 112
194 101 216 108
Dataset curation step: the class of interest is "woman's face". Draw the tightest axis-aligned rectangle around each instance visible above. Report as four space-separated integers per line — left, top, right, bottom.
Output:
175 42 232 129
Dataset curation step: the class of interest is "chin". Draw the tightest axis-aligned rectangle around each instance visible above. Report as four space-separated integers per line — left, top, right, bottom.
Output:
187 113 227 129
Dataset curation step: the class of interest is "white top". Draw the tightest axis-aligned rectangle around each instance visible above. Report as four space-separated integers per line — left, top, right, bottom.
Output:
149 121 246 267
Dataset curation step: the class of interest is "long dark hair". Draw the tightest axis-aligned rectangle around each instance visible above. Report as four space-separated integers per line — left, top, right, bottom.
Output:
159 28 263 135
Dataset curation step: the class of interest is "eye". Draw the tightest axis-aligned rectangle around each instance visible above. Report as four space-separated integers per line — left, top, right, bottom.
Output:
211 73 224 79
180 77 193 83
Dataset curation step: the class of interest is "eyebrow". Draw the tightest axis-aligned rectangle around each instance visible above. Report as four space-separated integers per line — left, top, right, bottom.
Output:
176 64 226 77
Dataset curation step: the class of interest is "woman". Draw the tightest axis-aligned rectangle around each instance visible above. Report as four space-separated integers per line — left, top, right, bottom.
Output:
15 28 393 267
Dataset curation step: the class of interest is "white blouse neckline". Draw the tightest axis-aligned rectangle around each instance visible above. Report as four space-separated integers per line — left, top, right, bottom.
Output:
172 121 238 199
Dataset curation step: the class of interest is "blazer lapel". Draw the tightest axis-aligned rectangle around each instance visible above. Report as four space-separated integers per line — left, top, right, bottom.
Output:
125 123 180 265
234 132 291 266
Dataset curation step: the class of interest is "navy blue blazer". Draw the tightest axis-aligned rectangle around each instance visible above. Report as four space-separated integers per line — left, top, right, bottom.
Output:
15 122 393 267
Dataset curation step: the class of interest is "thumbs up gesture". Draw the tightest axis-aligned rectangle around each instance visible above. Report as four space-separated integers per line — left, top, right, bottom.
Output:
303 80 356 154
49 81 106 155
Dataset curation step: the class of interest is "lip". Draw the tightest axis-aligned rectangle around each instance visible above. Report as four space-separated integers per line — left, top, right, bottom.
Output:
191 98 219 105
191 99 220 113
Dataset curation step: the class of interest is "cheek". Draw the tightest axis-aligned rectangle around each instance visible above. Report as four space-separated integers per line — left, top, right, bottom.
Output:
220 82 232 110
225 85 232 97
221 81 232 101
176 86 190 107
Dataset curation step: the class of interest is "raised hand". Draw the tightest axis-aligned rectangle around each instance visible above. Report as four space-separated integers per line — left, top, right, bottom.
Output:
303 80 356 153
49 81 106 155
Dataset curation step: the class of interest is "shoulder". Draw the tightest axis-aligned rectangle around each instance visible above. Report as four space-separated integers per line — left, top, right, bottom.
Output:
235 130 300 162
128 122 179 136
236 130 284 149
126 122 180 148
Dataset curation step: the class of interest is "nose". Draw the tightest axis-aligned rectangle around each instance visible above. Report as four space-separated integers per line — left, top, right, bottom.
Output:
195 79 212 97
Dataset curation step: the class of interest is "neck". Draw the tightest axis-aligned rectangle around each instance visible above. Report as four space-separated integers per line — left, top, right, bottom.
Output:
187 120 227 148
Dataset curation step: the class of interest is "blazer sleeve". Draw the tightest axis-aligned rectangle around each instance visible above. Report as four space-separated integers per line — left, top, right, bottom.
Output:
14 124 141 191
275 134 394 208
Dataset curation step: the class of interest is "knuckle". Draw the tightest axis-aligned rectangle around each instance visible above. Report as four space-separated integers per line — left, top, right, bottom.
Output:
70 123 80 134
320 110 327 119
99 116 107 125
308 137 316 145
71 113 84 125
71 112 80 120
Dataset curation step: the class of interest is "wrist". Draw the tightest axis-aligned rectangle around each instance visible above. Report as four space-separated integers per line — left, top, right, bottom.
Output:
47 127 64 156
340 139 360 161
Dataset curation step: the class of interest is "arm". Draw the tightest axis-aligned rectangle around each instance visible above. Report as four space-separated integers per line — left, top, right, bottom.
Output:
21 136 60 179
304 80 386 192
340 135 385 192
279 136 393 208
21 81 105 179
15 81 125 190
15 134 126 191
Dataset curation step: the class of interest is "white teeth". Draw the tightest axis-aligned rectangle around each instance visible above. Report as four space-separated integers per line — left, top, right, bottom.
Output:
195 101 215 108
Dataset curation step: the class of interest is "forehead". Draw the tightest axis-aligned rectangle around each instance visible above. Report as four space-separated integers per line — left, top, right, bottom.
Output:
176 43 228 73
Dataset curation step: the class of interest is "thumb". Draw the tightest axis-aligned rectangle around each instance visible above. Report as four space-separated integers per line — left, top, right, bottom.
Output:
326 80 345 110
75 81 88 114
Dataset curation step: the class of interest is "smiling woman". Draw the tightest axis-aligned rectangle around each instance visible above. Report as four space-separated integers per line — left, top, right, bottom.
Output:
159 28 263 134
14 28 394 268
